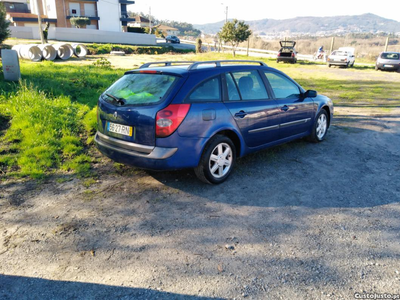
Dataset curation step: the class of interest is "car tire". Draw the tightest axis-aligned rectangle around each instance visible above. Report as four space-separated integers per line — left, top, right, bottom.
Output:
308 109 329 143
194 135 236 184
328 64 331 68
375 65 378 71
276 60 279 63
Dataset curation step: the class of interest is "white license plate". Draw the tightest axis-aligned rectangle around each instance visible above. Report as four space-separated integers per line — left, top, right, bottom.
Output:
384 65 394 68
107 122 133 137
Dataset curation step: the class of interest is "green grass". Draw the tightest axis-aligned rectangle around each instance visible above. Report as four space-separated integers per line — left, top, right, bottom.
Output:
0 61 124 179
0 52 399 179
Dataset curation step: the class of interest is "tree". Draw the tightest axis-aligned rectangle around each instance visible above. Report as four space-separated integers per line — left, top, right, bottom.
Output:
196 38 202 53
70 17 91 28
0 2 10 44
219 19 252 57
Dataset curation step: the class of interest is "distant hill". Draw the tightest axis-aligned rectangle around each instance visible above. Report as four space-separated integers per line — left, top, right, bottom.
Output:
194 14 400 36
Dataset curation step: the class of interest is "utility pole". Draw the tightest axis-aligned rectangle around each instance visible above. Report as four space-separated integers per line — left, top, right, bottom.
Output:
221 3 228 23
33 0 45 44
384 36 389 52
149 7 152 34
329 37 335 55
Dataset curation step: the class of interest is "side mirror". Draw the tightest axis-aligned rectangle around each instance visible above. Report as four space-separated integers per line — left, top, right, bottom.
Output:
304 90 317 98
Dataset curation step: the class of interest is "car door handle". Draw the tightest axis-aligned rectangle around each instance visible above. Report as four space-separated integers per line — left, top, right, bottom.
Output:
281 105 289 112
235 110 247 118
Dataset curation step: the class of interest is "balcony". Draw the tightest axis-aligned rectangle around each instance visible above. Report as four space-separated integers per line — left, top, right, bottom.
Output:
119 0 135 4
67 15 100 21
67 9 100 20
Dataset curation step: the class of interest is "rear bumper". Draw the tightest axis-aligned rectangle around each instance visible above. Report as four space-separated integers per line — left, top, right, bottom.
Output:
95 132 179 169
376 63 400 70
95 131 203 170
327 61 350 66
277 56 296 62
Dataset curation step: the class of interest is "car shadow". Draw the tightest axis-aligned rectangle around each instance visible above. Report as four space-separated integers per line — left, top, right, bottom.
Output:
0 274 223 300
148 121 400 209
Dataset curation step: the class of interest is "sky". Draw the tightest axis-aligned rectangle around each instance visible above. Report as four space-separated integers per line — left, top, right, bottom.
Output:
128 0 400 24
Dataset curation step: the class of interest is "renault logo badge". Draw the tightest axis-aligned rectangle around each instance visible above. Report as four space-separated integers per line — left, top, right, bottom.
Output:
113 112 118 119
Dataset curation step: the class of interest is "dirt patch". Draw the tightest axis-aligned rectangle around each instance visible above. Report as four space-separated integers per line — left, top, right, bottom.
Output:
1 105 400 299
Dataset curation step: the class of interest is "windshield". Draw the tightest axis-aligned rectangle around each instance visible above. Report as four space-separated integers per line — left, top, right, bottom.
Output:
103 73 178 105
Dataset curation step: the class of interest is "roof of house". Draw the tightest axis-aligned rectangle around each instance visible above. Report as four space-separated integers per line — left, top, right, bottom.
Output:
156 24 179 31
134 16 151 23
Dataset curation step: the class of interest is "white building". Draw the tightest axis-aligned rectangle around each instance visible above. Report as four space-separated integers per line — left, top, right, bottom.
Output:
19 0 136 32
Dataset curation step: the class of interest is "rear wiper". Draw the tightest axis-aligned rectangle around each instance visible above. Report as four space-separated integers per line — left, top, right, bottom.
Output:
105 93 126 105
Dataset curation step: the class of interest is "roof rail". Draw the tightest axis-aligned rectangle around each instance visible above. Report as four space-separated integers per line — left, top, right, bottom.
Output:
187 60 267 70
139 61 196 69
139 60 268 70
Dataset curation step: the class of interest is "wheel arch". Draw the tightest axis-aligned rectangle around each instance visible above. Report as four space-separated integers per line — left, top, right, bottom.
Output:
319 105 331 127
212 129 242 158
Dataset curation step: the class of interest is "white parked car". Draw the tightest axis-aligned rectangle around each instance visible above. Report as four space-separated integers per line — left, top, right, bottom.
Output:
327 47 355 68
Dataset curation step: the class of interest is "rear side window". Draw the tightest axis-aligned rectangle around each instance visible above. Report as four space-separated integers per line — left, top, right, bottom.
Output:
187 77 221 102
264 72 301 99
230 70 269 100
226 73 241 101
104 73 178 105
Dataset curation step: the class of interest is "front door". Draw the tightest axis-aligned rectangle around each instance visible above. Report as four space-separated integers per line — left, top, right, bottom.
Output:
264 71 314 139
223 70 280 148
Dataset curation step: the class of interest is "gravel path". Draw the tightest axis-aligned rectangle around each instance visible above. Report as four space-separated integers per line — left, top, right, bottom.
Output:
1 106 400 299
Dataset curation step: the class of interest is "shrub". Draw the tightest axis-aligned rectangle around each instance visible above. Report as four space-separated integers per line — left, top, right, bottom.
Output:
86 43 194 55
70 17 91 28
93 57 112 68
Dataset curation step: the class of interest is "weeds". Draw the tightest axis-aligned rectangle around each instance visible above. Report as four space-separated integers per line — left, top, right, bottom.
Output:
0 83 92 178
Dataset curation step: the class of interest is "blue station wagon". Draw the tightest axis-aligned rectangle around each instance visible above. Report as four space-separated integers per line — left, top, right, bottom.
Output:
95 60 333 184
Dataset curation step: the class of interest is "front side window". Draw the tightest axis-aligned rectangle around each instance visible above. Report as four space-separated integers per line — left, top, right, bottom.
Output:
230 70 269 100
104 73 178 105
264 72 301 99
187 77 221 102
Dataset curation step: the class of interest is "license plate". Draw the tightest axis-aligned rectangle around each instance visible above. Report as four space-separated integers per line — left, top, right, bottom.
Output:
107 121 133 136
384 65 394 68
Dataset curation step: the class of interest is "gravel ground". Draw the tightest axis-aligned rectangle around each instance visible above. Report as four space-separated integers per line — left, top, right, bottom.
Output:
1 105 400 300
1 55 400 299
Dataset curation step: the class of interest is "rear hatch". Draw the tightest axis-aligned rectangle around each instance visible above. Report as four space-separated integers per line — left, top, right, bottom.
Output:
279 41 296 47
380 52 400 64
329 50 348 62
97 71 181 146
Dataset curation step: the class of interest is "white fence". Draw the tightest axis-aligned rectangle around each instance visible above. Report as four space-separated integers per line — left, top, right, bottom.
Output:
181 39 314 61
9 26 156 45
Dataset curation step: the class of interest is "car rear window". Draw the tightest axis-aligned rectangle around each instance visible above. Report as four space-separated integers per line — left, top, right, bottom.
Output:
381 53 399 59
103 73 178 105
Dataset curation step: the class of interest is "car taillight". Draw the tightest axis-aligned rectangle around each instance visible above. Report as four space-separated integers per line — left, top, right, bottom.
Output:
292 53 295 57
156 104 191 137
277 53 280 56
344 58 347 62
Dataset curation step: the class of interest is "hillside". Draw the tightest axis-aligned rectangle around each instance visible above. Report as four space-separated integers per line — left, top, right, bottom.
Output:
194 13 400 36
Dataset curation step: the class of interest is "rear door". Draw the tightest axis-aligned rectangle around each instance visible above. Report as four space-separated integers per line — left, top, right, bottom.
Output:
223 70 280 148
98 71 181 146
263 71 314 139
